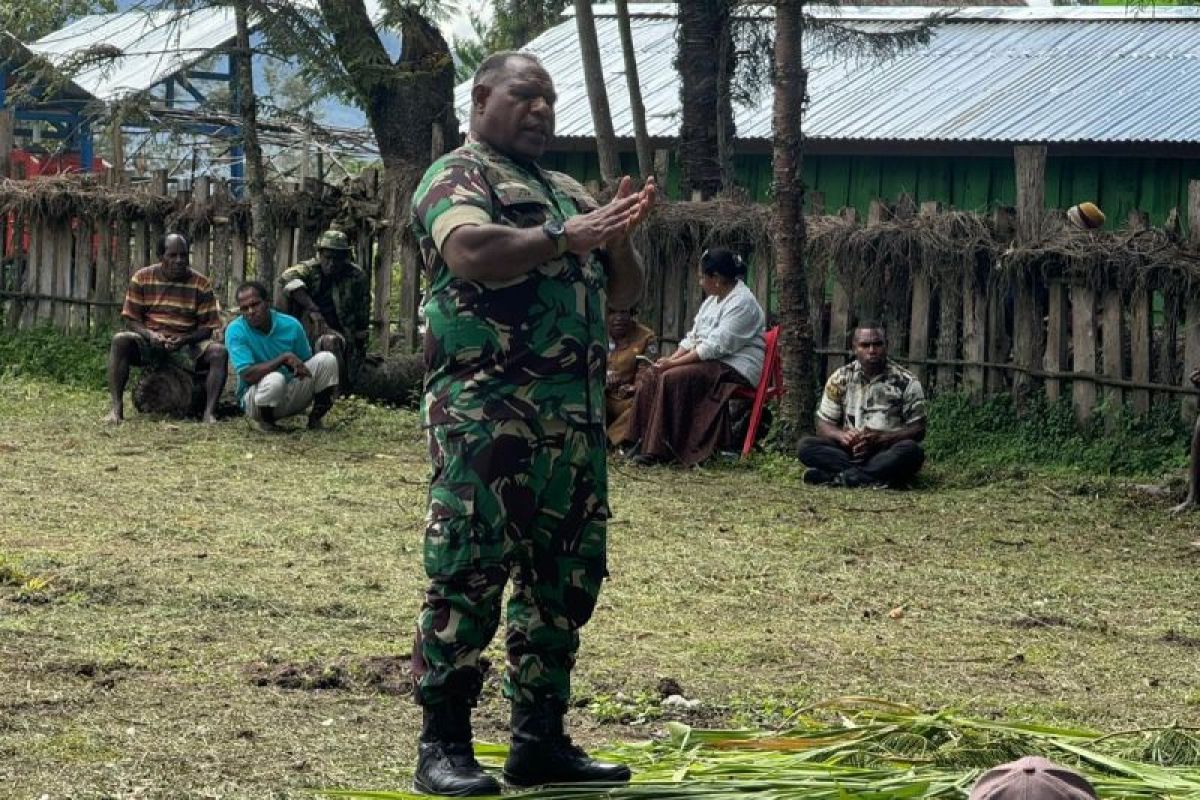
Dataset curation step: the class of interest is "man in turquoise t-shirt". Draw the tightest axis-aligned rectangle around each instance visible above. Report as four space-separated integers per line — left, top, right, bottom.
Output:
225 280 339 431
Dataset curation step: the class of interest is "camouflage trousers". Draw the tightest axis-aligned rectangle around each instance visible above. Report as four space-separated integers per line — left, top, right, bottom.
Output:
411 418 609 708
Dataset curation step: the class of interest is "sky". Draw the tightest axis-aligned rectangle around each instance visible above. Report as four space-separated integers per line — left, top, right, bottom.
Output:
105 0 484 129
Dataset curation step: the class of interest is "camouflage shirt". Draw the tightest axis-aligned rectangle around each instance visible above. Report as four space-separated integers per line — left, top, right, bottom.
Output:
817 360 927 433
411 140 608 428
278 258 370 339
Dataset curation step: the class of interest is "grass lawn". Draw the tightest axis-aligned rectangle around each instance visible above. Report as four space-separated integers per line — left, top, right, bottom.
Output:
2 376 1199 799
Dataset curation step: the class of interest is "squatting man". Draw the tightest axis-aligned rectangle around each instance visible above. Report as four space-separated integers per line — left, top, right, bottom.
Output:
224 281 339 431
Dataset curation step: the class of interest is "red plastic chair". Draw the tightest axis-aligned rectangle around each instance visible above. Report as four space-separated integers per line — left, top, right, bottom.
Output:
731 325 784 458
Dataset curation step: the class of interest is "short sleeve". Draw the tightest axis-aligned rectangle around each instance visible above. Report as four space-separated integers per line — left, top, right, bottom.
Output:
293 320 313 362
121 273 146 322
816 369 847 426
226 322 254 375
194 277 220 329
280 260 316 292
412 156 494 252
902 377 928 425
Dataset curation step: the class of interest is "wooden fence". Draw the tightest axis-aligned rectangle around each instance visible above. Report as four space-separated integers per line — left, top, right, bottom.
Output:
4 158 1200 424
0 168 391 345
635 170 1200 424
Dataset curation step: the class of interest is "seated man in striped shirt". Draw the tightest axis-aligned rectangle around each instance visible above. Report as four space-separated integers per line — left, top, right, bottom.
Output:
105 233 229 424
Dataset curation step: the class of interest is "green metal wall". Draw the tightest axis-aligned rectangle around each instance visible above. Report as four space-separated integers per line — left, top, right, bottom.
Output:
541 150 1200 230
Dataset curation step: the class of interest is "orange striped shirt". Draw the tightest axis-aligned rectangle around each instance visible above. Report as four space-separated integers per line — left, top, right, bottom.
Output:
121 265 221 336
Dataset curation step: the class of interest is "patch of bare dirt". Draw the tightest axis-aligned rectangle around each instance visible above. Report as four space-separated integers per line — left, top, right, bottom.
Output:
245 654 411 694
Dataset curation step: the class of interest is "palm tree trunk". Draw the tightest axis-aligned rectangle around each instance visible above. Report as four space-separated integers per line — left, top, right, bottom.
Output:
233 0 276 288
614 0 654 180
771 0 816 444
574 0 621 185
677 0 734 199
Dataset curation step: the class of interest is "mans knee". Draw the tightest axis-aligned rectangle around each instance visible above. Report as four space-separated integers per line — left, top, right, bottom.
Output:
254 372 286 405
315 334 344 353
796 435 827 462
309 351 340 389
892 439 924 457
204 343 228 364
111 331 140 355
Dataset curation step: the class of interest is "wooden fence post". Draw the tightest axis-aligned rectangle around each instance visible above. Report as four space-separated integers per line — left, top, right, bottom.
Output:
192 176 211 275
33 216 52 325
825 207 855 380
987 208 1014 395
1127 210 1152 414
1071 284 1098 423
859 200 888 320
210 180 232 308
1184 180 1200 421
1043 280 1068 403
94 216 113 329
1012 146 1045 404
52 222 71 331
907 201 938 388
1100 285 1124 414
71 218 92 332
273 223 293 308
962 264 986 401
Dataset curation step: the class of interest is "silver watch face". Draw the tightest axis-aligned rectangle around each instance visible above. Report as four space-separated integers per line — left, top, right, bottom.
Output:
544 219 565 238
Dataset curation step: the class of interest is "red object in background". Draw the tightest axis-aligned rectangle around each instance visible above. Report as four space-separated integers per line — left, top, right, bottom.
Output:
10 148 108 177
4 149 110 258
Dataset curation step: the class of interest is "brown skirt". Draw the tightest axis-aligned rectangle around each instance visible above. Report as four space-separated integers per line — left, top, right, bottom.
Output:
626 360 747 467
606 391 636 445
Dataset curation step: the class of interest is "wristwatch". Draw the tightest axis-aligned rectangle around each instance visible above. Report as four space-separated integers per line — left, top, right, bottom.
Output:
542 219 569 256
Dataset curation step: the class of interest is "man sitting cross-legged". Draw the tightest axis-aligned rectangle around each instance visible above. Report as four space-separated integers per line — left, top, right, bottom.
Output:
798 322 927 488
105 233 228 424
225 281 338 431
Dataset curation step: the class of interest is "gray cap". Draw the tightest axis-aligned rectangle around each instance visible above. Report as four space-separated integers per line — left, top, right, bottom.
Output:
969 757 1097 800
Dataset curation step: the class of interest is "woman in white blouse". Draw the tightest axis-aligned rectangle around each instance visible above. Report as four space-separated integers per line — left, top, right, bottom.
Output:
624 248 766 466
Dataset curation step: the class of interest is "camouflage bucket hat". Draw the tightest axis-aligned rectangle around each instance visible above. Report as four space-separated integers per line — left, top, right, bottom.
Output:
317 230 352 251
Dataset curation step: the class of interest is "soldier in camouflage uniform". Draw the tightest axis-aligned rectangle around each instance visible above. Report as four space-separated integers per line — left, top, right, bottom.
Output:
408 51 656 796
278 229 369 390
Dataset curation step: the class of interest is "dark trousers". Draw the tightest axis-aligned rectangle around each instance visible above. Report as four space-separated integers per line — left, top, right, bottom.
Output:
797 436 925 485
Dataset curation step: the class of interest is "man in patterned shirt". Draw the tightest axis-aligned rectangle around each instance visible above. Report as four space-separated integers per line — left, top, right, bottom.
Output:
798 322 927 487
407 51 655 796
105 233 228 424
277 229 369 391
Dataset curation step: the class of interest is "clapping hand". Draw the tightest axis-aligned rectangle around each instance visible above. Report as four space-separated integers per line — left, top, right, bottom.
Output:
564 176 657 256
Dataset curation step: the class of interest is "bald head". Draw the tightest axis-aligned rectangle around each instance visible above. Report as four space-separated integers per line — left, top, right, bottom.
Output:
157 233 191 280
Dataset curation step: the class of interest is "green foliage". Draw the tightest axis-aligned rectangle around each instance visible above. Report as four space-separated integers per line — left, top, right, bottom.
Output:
0 0 116 42
0 326 111 391
924 392 1190 479
487 0 570 51
452 8 492 83
587 691 663 725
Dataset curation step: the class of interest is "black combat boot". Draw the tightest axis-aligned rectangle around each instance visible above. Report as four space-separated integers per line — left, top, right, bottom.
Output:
412 701 501 797
502 702 632 787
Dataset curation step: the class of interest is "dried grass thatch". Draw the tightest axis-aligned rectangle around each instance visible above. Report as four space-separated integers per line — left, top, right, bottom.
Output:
996 211 1200 295
0 175 175 221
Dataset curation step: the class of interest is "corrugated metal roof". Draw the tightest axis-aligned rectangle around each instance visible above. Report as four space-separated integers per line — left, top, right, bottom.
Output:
28 8 238 103
454 4 1200 145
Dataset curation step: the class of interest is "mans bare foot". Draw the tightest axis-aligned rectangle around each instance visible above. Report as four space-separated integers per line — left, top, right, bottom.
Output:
201 411 218 424
104 407 124 425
